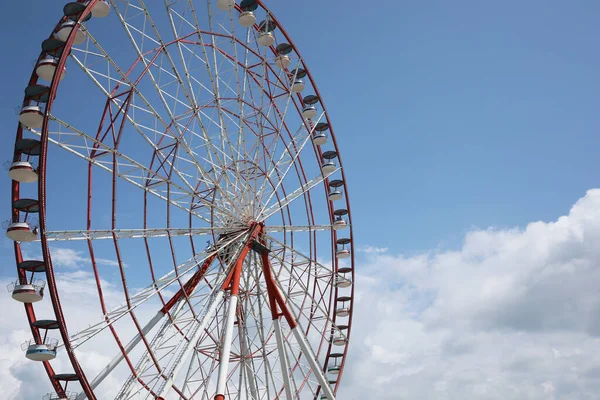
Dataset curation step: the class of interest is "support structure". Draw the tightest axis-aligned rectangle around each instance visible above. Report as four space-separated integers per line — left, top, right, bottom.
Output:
77 255 216 399
214 225 260 400
238 313 259 400
257 237 336 400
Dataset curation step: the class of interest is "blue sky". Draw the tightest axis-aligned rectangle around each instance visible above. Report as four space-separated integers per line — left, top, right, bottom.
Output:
2 1 600 256
2 1 600 399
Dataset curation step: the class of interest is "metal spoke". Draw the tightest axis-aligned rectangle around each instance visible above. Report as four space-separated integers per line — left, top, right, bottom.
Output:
44 227 237 241
264 225 333 233
66 230 247 349
259 168 340 220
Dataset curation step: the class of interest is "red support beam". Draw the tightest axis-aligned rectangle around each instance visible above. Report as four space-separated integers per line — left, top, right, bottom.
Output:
160 255 216 314
258 237 297 329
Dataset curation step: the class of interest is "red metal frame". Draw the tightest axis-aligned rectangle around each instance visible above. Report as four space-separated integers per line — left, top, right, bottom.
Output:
10 1 355 398
254 2 357 394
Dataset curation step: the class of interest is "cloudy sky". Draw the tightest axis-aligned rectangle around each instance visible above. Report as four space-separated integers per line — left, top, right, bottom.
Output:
2 0 600 399
4 191 600 399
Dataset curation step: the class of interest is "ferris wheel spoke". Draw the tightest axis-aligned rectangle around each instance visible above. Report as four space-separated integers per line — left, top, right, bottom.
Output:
69 34 230 198
67 231 247 349
197 2 249 176
255 66 307 200
184 8 290 216
259 168 340 221
267 236 337 319
213 19 305 215
266 234 333 275
77 256 214 400
77 10 248 220
114 225 259 399
41 114 239 224
264 225 333 233
165 1 248 196
265 237 343 352
43 227 233 241
253 123 308 212
247 267 317 400
256 111 328 212
141 290 226 399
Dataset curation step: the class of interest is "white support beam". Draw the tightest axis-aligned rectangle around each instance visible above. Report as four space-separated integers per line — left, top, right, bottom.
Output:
274 318 294 400
75 311 164 400
155 290 225 398
214 293 240 399
44 227 229 241
239 318 259 400
291 326 335 400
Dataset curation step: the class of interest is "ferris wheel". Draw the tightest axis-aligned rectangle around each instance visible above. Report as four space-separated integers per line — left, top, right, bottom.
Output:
7 1 355 399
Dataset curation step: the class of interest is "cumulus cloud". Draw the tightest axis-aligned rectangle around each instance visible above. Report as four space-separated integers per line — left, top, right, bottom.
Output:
0 270 127 398
338 189 600 400
5 190 600 399
359 245 389 254
20 247 121 269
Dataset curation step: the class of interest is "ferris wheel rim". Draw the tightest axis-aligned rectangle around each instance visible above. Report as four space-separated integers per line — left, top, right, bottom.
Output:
10 0 356 398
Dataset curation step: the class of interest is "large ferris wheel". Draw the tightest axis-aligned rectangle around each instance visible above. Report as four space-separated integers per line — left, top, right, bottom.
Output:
7 0 355 399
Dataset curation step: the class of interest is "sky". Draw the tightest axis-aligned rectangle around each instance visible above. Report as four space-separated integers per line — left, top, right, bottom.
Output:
1 0 600 399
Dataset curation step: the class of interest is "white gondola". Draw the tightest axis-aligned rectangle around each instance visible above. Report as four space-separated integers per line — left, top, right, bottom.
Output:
91 0 111 18
36 58 66 82
216 0 235 9
291 78 305 93
329 179 344 202
257 32 275 47
336 248 350 258
22 338 58 361
327 365 341 375
56 21 86 44
6 221 38 242
274 55 291 69
321 161 336 175
302 105 317 119
238 11 256 27
336 307 350 317
43 392 78 400
8 279 45 303
328 189 342 201
18 105 44 129
332 335 348 346
312 132 327 146
8 161 38 183
332 208 348 230
334 275 352 288
333 217 347 230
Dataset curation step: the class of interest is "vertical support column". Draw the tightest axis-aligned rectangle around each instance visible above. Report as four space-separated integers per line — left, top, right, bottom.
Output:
259 246 294 400
273 318 294 400
214 293 239 400
238 314 260 400
214 227 258 400
259 245 336 400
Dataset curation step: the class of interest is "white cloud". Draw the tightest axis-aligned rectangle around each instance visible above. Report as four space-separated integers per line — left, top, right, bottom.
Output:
51 248 90 268
337 189 600 399
359 245 389 254
4 190 600 398
20 247 121 269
